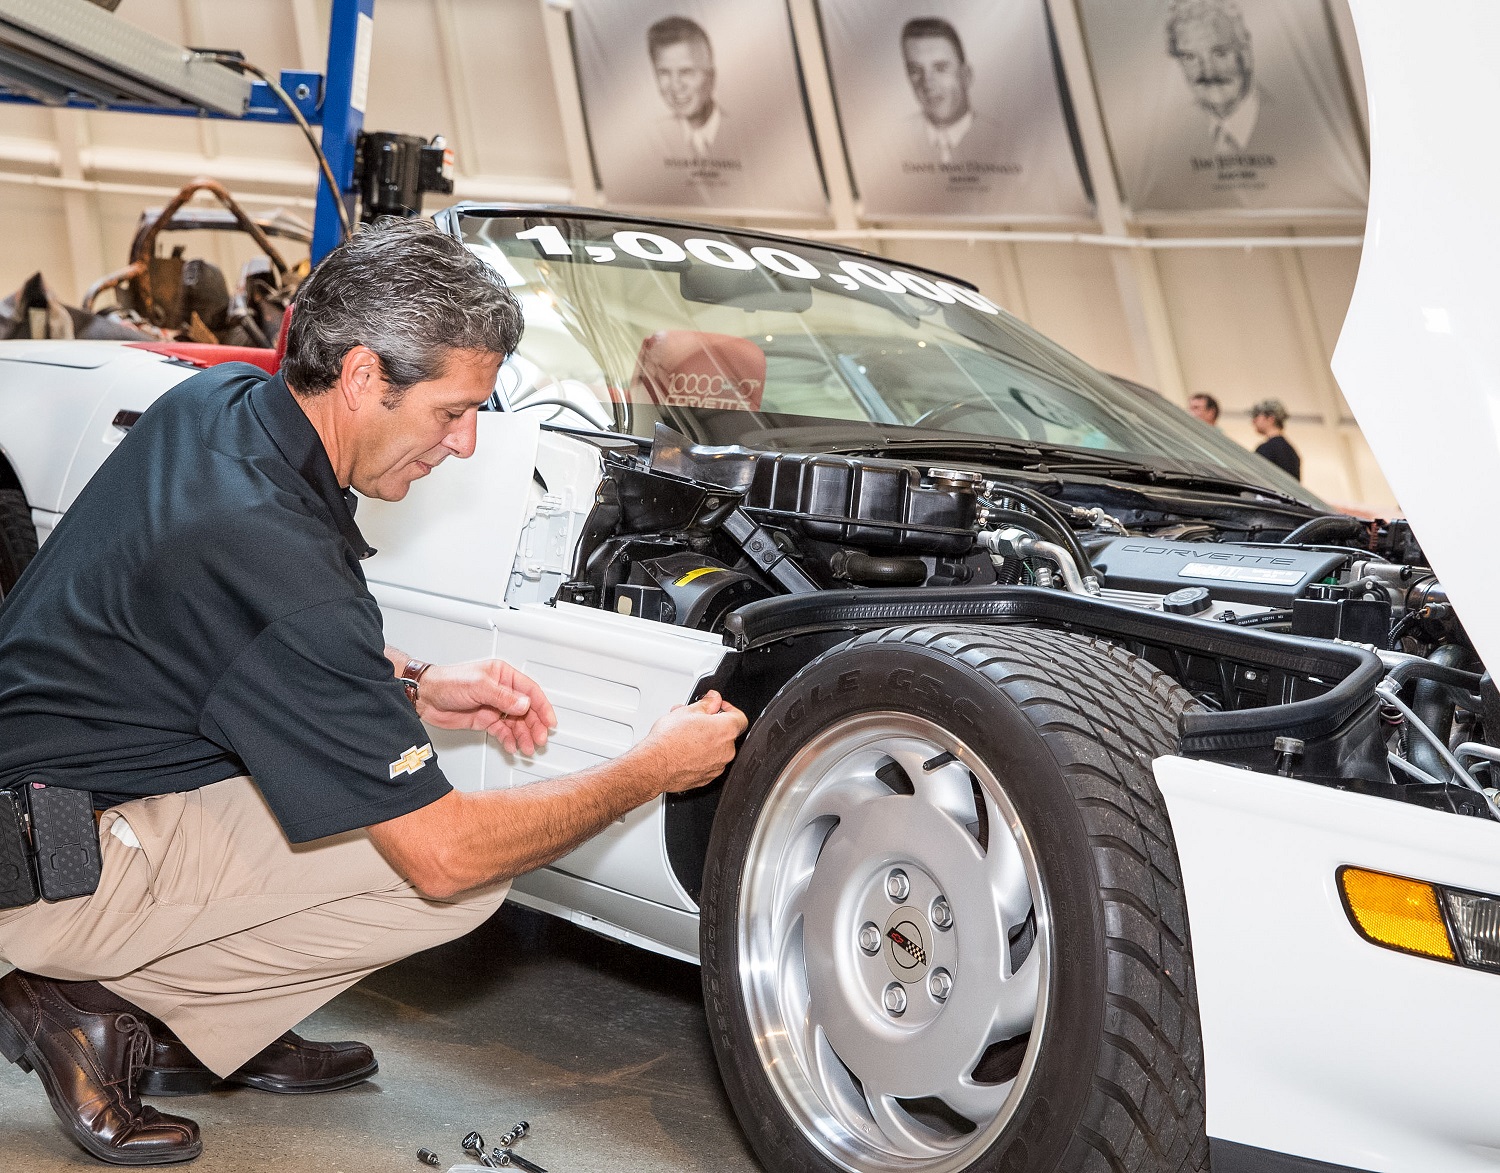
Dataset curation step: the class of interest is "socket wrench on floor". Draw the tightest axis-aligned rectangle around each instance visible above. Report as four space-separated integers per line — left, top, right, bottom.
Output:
461 1131 546 1172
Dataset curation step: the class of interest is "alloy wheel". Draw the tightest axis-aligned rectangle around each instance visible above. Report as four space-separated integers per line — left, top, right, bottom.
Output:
737 711 1050 1172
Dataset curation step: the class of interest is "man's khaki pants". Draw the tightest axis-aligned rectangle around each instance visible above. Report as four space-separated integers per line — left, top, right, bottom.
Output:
0 776 509 1077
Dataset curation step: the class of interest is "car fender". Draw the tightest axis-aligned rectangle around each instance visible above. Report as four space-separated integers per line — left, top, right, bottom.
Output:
1158 756 1500 1172
372 584 726 960
0 341 186 516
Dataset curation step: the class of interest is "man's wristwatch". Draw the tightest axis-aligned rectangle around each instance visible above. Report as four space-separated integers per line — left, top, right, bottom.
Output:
400 659 431 705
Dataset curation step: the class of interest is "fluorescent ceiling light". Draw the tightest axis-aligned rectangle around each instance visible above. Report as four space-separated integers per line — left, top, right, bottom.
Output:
0 0 249 115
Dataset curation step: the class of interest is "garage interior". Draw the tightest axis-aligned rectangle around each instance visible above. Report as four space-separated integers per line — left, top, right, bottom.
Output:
0 0 1380 508
0 3 1451 1173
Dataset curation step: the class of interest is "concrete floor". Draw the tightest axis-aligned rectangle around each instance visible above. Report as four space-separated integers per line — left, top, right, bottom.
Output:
0 904 763 1173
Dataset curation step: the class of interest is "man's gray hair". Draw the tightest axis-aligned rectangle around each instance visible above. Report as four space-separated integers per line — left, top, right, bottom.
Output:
1166 0 1251 54
282 217 523 399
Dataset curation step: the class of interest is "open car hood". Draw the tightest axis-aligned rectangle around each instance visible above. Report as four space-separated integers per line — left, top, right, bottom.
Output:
1333 0 1500 677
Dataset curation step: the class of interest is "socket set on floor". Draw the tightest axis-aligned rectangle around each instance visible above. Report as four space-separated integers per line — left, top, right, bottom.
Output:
416 1119 549 1171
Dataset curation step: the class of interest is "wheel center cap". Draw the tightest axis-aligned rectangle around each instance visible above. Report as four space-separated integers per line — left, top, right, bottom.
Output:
884 907 930 982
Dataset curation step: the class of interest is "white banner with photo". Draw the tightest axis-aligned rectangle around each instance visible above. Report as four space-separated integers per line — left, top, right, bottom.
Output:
571 0 826 216
1079 0 1367 217
819 0 1092 221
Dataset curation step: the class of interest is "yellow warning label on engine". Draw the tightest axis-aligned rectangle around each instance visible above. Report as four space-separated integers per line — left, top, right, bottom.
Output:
674 566 727 586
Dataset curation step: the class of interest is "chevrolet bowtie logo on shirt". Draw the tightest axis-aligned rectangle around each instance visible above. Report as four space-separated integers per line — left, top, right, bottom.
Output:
389 743 433 778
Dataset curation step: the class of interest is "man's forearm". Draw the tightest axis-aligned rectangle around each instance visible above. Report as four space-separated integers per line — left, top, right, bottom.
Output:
368 672 742 898
371 742 665 898
455 757 655 886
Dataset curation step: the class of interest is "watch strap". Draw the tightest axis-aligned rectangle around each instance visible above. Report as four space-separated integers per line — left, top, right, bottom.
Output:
400 658 431 704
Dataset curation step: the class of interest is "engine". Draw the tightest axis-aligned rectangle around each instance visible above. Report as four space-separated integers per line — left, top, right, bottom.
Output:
538 426 1492 818
559 427 1455 652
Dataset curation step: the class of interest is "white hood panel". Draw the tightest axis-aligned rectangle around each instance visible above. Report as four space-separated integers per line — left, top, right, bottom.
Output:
1333 1 1500 678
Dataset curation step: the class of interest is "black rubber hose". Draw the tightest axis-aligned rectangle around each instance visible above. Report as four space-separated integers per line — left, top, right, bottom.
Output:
1281 514 1368 546
1480 674 1500 744
994 556 1024 586
1385 654 1483 694
1408 644 1476 779
829 550 928 587
1231 609 1295 628
983 508 1074 552
984 484 1094 573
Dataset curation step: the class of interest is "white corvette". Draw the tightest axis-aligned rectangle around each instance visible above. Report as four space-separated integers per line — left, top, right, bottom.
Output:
0 11 1495 1170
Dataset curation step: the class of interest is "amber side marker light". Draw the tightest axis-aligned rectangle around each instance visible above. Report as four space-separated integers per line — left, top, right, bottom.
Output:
1338 867 1456 962
1338 865 1500 973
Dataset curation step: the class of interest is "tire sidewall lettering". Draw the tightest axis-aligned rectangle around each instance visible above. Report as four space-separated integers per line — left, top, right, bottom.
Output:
885 667 979 732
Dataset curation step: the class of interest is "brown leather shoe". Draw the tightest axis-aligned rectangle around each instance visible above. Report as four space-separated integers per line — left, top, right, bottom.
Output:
0 971 202 1165
139 1022 378 1097
134 1024 216 1098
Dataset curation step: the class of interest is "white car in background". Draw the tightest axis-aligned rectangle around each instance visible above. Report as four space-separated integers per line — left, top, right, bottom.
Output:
0 11 1495 1170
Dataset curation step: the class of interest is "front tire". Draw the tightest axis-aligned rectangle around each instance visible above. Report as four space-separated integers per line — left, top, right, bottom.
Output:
701 625 1210 1173
0 488 37 601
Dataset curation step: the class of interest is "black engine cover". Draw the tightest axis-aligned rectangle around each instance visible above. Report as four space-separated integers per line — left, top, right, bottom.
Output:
1090 536 1347 607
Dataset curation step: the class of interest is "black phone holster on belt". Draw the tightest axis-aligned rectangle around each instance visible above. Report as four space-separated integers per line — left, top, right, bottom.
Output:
0 782 103 909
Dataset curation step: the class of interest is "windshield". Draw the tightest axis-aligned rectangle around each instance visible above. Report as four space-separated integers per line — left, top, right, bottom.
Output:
455 210 1322 507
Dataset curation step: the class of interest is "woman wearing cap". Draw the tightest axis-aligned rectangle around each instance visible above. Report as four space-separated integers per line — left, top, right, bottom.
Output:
1250 398 1301 480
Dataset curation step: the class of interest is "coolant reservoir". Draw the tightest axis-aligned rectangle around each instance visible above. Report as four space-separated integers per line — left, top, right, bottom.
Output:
742 452 978 555
647 423 979 555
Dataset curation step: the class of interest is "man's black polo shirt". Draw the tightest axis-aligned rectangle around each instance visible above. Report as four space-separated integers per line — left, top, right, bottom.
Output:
0 363 451 842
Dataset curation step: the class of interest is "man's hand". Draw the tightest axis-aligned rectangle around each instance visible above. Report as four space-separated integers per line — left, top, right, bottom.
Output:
416 659 558 755
633 690 748 794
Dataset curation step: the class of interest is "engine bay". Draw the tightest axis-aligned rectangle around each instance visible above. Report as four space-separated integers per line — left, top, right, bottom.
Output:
516 425 1497 822
557 426 1441 641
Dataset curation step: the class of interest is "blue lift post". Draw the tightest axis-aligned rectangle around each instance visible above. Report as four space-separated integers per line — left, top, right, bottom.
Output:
311 0 373 263
0 0 373 264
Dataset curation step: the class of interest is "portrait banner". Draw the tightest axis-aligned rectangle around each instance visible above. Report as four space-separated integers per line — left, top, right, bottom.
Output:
1079 0 1368 217
818 0 1092 221
571 0 826 216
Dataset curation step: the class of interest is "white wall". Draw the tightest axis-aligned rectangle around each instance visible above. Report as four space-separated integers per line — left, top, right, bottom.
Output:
0 0 1394 510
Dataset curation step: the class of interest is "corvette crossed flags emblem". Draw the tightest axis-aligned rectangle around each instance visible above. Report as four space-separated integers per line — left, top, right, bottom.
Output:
389 743 433 778
887 926 927 966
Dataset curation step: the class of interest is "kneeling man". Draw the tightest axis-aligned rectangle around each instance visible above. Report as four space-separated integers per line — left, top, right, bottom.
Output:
0 218 745 1164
